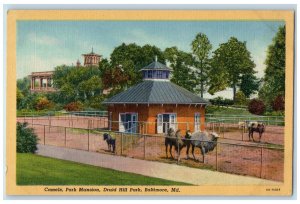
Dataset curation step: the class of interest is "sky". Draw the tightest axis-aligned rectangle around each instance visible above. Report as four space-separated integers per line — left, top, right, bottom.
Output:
17 20 284 98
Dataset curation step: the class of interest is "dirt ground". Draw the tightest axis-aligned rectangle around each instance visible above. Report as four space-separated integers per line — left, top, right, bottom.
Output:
17 116 284 182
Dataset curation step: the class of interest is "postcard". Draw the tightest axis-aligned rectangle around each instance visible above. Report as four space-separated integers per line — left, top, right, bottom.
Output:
6 10 294 196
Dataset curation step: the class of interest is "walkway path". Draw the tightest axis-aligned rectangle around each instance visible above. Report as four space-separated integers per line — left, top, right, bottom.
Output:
36 144 281 186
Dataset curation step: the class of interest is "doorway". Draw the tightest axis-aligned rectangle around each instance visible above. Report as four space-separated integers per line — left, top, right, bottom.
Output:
119 113 138 133
157 113 176 133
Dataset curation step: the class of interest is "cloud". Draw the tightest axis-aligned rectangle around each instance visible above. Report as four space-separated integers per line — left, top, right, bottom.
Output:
27 33 59 46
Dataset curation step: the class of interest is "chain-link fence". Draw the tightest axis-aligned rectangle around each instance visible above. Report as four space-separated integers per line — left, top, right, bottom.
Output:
27 122 284 182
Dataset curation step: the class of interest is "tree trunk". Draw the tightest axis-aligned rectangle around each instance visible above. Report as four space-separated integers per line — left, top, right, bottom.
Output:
233 85 236 101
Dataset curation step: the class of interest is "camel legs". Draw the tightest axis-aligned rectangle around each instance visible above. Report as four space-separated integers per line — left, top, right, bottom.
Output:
165 145 168 158
169 145 174 159
186 144 190 159
200 147 205 163
191 145 196 160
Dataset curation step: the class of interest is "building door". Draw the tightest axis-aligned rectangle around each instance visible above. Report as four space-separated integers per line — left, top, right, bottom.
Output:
194 113 201 132
157 114 163 133
119 113 138 133
157 113 177 134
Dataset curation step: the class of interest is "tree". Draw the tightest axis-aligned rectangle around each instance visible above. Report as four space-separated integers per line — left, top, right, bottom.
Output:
191 33 212 97
239 73 260 98
209 37 256 101
17 122 39 153
52 65 103 105
17 77 31 95
259 25 285 106
164 47 197 92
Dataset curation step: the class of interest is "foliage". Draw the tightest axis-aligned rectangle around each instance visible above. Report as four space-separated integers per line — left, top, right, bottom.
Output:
239 73 260 98
191 33 212 97
35 97 53 110
209 37 256 100
164 47 197 92
259 26 286 106
248 98 266 115
234 91 247 105
17 153 189 185
109 43 164 89
209 97 234 106
17 77 31 95
17 122 39 153
53 65 103 104
63 101 84 111
272 95 285 111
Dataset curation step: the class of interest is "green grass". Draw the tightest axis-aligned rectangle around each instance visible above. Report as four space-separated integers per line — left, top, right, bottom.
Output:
17 153 190 185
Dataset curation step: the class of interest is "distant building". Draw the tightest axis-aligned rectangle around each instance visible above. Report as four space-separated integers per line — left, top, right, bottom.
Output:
29 71 56 93
29 49 101 93
82 48 102 67
103 58 208 134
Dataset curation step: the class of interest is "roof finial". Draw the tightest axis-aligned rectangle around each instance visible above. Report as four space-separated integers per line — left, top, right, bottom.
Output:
155 55 158 62
92 47 93 53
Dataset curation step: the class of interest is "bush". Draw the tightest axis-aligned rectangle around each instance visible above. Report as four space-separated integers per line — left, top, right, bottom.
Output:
35 97 53 110
209 97 234 106
235 91 247 105
63 101 84 111
17 122 39 153
248 99 266 115
272 95 285 111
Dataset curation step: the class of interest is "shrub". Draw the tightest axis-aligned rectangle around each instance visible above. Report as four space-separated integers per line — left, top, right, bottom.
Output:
63 101 84 111
17 122 39 153
209 97 234 106
235 91 247 105
35 97 53 110
272 95 285 111
248 99 266 115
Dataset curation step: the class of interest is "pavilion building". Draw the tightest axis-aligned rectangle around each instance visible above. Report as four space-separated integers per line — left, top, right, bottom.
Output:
103 58 209 134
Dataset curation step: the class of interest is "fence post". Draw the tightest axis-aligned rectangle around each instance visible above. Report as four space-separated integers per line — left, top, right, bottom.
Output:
64 127 67 147
43 125 46 145
177 139 180 165
121 133 123 155
216 142 218 171
143 135 146 159
260 147 263 178
88 129 90 151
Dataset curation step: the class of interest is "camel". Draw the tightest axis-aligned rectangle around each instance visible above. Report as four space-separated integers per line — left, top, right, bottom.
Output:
248 122 265 142
165 128 186 161
185 131 220 163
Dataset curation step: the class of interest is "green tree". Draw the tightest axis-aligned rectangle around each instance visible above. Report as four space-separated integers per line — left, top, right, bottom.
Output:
52 65 103 105
191 33 212 97
17 77 31 95
239 73 260 98
209 37 256 101
259 25 285 106
164 47 197 92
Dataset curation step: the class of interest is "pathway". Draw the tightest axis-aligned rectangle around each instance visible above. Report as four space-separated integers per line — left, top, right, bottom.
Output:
36 144 281 186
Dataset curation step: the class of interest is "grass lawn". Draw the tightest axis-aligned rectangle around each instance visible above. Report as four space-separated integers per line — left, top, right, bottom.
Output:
17 153 190 185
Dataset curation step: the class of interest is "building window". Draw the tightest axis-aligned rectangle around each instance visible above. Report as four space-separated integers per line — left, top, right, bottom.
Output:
148 71 153 78
157 71 163 78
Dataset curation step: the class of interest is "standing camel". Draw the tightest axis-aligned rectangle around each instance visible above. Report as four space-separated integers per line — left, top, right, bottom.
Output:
165 128 186 161
185 131 220 163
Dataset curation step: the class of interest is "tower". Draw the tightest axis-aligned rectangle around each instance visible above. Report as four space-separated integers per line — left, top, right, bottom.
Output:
82 48 101 67
76 59 81 67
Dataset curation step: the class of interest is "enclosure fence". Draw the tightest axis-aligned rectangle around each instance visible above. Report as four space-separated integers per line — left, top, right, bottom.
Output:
24 122 284 182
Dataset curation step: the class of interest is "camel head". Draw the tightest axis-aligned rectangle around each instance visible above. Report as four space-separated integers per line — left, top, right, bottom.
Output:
185 130 192 139
210 132 220 140
175 129 182 138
